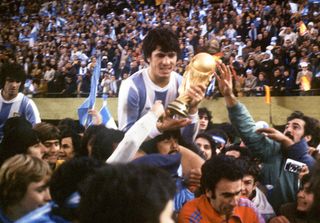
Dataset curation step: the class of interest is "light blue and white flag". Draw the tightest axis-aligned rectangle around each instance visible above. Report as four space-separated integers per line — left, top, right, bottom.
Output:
78 56 101 127
29 22 39 47
100 93 117 129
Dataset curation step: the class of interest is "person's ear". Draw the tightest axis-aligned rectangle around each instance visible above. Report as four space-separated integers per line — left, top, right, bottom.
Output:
205 189 213 198
304 135 312 143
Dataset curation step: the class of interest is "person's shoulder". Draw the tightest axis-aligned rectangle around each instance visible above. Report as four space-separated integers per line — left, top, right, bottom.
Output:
236 198 262 217
170 71 183 82
178 196 202 220
127 69 146 81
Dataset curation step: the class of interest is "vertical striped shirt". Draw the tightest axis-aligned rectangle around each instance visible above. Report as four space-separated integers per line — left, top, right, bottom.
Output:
0 91 41 141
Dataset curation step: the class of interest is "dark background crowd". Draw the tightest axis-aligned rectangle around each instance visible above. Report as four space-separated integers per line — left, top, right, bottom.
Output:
0 0 319 98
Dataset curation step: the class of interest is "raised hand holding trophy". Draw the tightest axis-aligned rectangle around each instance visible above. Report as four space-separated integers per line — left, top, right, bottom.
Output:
167 52 219 118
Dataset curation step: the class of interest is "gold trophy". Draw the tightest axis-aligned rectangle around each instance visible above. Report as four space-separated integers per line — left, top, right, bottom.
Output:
167 52 219 118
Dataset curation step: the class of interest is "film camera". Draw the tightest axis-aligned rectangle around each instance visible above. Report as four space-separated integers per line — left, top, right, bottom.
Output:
284 158 305 174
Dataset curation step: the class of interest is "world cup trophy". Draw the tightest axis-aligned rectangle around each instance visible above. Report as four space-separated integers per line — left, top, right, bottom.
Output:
167 52 219 118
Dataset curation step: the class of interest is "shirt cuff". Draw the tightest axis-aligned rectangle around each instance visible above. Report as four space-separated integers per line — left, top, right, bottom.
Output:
188 111 199 124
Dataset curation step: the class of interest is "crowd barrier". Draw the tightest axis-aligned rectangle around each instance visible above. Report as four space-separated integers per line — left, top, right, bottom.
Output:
34 96 320 126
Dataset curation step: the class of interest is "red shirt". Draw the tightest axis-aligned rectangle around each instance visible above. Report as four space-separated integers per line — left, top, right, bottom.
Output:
178 195 265 223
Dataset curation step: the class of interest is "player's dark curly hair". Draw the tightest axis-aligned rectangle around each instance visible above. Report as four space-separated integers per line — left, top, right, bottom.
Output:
142 27 180 63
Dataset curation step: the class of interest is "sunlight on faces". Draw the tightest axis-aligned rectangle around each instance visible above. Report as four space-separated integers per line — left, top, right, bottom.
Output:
42 139 60 165
241 175 256 198
198 115 209 131
195 137 212 160
59 137 74 160
283 118 306 143
206 179 242 217
148 47 177 81
15 177 51 216
3 79 21 100
297 182 314 212
27 143 46 159
156 137 179 154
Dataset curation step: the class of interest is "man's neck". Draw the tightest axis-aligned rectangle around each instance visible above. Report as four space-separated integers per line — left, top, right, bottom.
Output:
147 68 170 88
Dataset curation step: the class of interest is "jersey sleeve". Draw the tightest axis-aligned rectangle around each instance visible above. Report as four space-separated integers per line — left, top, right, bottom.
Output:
117 79 140 132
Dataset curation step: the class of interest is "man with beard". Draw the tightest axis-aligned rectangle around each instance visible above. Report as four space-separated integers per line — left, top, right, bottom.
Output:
215 63 319 213
178 155 264 223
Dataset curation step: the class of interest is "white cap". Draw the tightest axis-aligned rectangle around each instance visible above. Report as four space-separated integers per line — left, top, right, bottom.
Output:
300 61 308 67
266 45 274 51
308 22 314 26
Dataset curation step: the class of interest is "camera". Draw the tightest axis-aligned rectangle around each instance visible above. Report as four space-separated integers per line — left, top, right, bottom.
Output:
284 158 305 174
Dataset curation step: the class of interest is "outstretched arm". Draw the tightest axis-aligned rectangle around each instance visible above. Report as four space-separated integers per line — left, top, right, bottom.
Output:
215 63 238 107
107 100 165 164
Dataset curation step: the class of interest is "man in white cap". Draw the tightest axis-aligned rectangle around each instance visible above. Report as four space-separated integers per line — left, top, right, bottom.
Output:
296 62 313 95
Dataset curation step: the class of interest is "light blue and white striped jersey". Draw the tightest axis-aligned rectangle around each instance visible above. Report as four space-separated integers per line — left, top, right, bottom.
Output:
118 68 199 141
118 68 182 132
0 91 41 141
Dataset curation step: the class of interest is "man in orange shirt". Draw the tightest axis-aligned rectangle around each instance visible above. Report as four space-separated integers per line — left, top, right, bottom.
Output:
178 155 264 223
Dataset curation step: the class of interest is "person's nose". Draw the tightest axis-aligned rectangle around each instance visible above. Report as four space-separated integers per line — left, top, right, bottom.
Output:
162 56 171 65
44 188 52 202
230 195 239 207
170 138 178 150
12 81 20 88
297 190 305 199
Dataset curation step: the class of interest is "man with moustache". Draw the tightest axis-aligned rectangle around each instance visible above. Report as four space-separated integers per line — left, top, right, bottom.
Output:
178 155 264 223
215 63 319 213
0 63 41 142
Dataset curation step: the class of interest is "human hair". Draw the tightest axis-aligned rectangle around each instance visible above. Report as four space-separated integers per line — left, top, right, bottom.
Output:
33 122 61 142
80 124 106 157
90 128 124 162
50 157 103 221
79 164 176 223
287 111 320 147
0 154 51 209
201 155 245 197
0 117 40 166
0 62 26 90
58 118 85 135
221 144 252 161
241 160 261 183
140 130 186 154
142 27 180 63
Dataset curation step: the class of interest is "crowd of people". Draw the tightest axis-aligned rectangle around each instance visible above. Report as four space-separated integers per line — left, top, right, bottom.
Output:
0 0 320 223
0 0 319 97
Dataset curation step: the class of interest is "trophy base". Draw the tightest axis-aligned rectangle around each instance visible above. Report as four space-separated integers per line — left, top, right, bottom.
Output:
167 100 189 118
